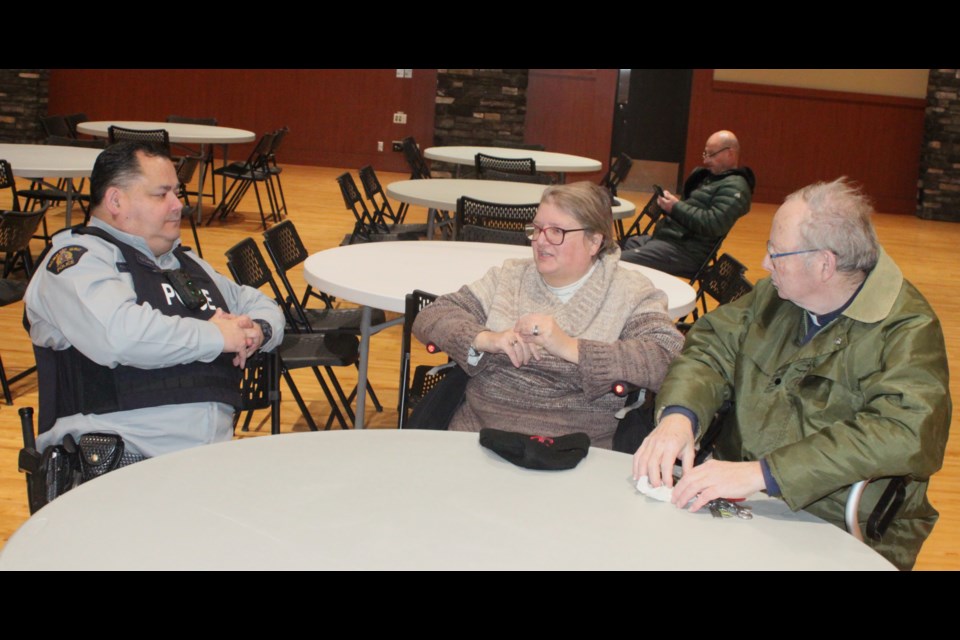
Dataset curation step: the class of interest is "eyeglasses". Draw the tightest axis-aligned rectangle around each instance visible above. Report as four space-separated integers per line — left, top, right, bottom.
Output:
702 147 731 159
766 245 820 261
525 223 587 245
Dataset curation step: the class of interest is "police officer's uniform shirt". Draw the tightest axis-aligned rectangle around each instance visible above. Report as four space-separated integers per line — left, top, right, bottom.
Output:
25 218 285 457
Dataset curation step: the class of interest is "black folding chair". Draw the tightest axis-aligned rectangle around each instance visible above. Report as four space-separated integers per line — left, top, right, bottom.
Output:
107 126 171 154
167 114 218 203
336 172 419 245
262 220 384 413
455 196 537 245
358 165 428 237
0 208 48 278
475 153 551 184
225 238 358 431
618 192 662 245
208 132 278 229
398 290 457 429
680 252 753 326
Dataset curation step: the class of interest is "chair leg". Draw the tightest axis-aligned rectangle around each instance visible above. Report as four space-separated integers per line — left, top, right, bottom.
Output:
280 368 321 432
187 214 203 259
320 366 355 426
0 354 13 405
251 181 270 230
312 366 350 429
272 173 287 220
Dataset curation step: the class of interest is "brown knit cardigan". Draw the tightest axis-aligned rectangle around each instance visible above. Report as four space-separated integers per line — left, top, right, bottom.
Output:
412 250 683 448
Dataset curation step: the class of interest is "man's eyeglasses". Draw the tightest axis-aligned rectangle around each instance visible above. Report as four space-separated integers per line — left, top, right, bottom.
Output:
766 245 820 261
702 147 731 159
525 224 587 245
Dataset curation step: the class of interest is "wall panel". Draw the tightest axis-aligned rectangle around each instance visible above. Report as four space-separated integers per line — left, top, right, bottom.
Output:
686 69 926 214
526 69 617 181
48 69 438 173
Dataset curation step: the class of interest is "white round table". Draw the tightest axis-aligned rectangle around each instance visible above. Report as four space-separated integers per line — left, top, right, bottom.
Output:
0 430 894 570
386 178 636 221
424 146 602 180
76 121 256 218
0 143 102 225
304 241 692 316
76 121 256 146
304 241 697 428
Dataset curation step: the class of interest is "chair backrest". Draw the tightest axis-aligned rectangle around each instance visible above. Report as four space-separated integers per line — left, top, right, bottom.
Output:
1 209 49 278
399 289 439 428
64 113 87 138
0 160 22 212
358 165 399 224
475 153 536 178
245 131 276 169
336 172 380 240
402 136 430 180
619 192 662 243
107 126 171 154
175 156 200 206
268 126 289 160
40 115 72 139
695 253 752 315
176 156 200 188
455 196 537 245
224 237 278 293
600 153 633 196
262 219 324 322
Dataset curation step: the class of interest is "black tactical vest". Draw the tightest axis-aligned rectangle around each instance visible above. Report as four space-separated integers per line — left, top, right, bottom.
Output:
36 227 242 433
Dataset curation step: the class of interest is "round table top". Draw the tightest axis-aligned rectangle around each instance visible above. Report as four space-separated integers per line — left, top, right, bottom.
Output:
0 430 894 571
303 241 696 317
386 178 636 220
0 143 101 178
424 146 602 173
76 121 256 144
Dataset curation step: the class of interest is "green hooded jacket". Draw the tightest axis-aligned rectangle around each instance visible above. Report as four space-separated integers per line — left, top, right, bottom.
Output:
657 249 951 570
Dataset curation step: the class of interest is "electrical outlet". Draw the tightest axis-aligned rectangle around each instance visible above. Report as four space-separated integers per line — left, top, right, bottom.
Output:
396 69 404 78
392 111 407 124
403 69 413 79
392 141 403 152
377 141 383 152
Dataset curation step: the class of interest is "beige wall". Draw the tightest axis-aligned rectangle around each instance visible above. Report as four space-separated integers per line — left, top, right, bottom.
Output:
714 69 929 99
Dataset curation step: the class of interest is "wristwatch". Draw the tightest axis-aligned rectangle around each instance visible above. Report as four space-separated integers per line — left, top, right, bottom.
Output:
253 319 273 349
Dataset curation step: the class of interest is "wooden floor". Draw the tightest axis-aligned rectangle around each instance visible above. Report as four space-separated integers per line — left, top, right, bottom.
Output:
1 164 958 569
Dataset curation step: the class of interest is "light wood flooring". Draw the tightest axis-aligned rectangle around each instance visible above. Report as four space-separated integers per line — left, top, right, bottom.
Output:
1 164 958 569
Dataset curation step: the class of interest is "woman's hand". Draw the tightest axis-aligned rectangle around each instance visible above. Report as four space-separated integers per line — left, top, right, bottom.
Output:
474 330 537 368
514 314 579 364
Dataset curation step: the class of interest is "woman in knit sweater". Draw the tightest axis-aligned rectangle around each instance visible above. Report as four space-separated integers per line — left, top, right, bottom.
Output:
413 182 684 449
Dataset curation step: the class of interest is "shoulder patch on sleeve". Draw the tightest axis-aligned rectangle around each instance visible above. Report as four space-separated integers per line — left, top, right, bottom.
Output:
46 246 88 274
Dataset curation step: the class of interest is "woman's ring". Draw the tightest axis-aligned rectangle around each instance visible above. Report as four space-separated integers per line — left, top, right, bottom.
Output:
532 325 540 337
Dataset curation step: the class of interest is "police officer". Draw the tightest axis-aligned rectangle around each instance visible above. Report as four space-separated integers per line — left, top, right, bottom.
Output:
25 141 285 459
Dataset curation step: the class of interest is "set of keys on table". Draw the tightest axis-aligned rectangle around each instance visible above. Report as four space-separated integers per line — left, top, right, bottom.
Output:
706 498 752 519
635 476 753 519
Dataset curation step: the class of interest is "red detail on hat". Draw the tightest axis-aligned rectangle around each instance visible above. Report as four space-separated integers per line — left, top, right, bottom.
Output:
529 435 554 446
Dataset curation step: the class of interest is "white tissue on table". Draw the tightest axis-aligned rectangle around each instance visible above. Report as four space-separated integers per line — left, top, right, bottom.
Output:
635 476 674 502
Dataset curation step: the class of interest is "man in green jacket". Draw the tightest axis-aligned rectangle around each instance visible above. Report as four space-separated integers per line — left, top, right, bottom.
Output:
621 130 755 278
633 178 950 570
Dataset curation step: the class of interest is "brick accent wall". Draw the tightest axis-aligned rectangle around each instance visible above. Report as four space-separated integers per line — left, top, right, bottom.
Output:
919 69 960 221
0 69 48 143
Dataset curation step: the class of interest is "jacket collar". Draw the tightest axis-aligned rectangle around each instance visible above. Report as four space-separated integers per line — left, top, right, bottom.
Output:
841 248 901 324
